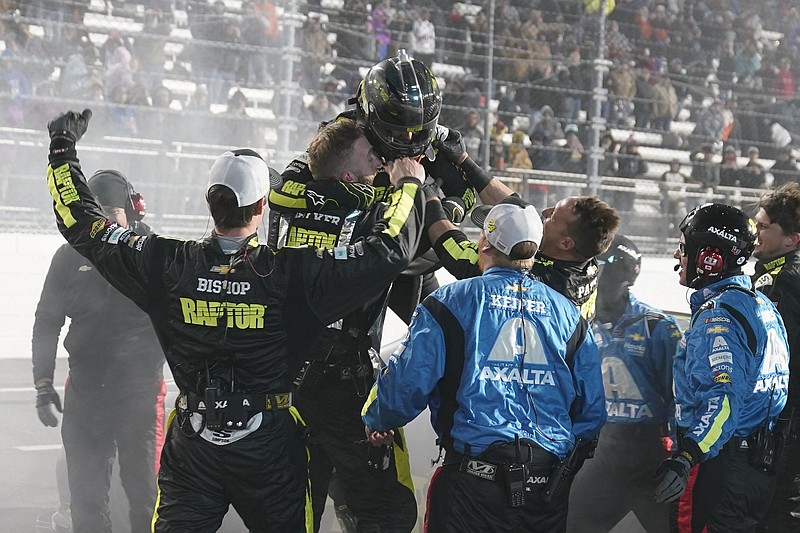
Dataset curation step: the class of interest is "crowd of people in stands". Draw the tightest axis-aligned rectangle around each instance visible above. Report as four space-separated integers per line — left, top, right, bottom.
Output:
0 0 799 222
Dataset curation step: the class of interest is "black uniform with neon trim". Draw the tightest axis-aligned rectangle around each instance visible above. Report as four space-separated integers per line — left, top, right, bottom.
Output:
271 179 418 531
46 145 424 532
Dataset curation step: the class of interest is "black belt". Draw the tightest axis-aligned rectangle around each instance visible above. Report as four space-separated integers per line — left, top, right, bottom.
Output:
179 392 292 412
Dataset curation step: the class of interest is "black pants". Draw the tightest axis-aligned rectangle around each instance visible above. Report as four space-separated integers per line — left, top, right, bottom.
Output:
568 423 669 533
297 373 417 533
760 428 800 531
153 407 311 533
677 441 777 533
61 376 165 533
426 446 567 533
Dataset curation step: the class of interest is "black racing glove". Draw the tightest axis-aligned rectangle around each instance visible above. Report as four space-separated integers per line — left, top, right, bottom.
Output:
35 381 62 428
653 450 693 503
432 128 467 166
442 196 466 224
47 108 92 156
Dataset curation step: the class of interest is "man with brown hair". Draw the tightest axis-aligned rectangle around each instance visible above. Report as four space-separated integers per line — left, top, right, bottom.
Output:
752 182 800 531
427 188 619 320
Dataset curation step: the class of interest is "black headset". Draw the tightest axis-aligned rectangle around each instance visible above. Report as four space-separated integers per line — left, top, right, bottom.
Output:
89 169 146 222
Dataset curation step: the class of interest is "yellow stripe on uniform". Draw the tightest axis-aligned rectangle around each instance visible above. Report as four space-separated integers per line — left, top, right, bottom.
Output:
268 186 308 211
442 237 479 265
289 406 315 533
47 163 78 228
697 395 731 454
383 182 418 238
393 427 415 495
151 409 178 531
361 382 380 417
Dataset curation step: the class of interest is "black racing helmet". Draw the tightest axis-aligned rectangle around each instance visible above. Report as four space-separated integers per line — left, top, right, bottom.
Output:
598 234 642 288
357 49 442 161
679 203 757 288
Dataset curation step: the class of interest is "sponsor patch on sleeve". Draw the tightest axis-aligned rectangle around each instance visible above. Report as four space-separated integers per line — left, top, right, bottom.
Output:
706 325 729 335
333 246 348 260
708 351 733 367
713 372 732 384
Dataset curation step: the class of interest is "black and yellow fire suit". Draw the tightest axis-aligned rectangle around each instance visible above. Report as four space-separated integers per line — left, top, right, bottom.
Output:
269 111 476 324
431 227 600 320
32 235 166 533
46 143 424 532
270 174 418 532
753 248 800 531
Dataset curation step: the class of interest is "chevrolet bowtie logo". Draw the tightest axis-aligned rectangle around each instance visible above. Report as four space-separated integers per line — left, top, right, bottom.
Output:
211 265 233 275
706 326 729 334
628 333 645 341
505 284 529 292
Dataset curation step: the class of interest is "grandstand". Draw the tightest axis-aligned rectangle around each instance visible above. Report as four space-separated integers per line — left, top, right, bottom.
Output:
0 0 798 252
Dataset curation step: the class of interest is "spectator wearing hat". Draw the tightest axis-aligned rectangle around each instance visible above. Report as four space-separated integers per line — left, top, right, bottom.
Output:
507 130 533 170
719 146 742 188
770 147 799 189
557 123 585 175
409 8 435 68
741 146 766 190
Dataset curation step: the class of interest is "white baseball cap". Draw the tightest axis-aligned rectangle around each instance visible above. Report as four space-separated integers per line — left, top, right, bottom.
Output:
207 149 280 207
470 197 543 259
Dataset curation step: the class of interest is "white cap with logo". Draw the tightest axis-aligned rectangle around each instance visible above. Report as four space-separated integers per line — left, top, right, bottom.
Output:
470 198 543 259
207 150 281 207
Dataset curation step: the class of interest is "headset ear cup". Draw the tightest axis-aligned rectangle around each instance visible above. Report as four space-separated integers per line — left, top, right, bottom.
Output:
696 246 724 276
128 192 146 221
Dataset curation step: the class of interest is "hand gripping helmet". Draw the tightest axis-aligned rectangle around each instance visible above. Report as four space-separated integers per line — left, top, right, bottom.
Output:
679 203 757 288
357 50 442 161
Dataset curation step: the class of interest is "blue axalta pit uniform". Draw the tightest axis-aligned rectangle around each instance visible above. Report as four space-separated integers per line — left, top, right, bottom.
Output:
568 293 682 533
362 266 605 532
674 274 790 533
599 294 681 425
675 275 789 457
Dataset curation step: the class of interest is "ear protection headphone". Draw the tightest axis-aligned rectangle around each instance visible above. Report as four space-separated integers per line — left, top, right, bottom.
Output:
696 245 724 276
89 169 146 222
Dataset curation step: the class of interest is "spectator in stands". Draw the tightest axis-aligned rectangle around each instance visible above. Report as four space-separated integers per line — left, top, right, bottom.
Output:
85 77 104 102
103 46 136 98
772 56 796 101
458 109 484 166
599 132 619 178
209 19 243 105
302 93 332 123
694 99 727 144
489 119 508 171
242 0 279 87
558 123 585 175
690 144 720 202
108 84 139 137
660 159 689 231
735 40 763 89
651 73 678 132
608 60 637 126
507 130 533 170
634 69 654 129
741 146 767 189
220 89 259 148
371 0 392 61
99 31 133 69
136 9 172 87
606 21 632 60
719 145 743 187
771 146 800 189
302 13 332 91
615 139 647 215
409 8 435 67
529 104 564 145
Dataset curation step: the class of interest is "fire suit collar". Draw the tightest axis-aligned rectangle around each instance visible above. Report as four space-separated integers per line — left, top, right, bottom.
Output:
689 274 752 313
756 248 800 274
205 232 260 254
